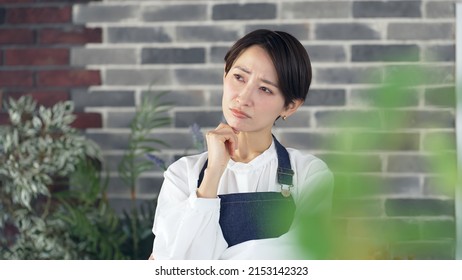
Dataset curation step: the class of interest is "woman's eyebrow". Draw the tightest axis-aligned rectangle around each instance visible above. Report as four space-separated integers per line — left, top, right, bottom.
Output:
233 65 279 88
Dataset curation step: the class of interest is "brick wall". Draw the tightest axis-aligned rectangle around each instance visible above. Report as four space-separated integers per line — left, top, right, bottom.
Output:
1 0 457 259
0 0 102 128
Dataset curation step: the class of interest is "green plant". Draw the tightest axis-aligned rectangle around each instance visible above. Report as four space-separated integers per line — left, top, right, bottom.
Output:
117 92 172 259
295 63 456 260
117 90 209 259
0 96 124 259
54 158 127 259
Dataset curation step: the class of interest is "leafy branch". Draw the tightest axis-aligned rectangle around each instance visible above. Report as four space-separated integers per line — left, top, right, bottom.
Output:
117 91 172 259
0 95 121 259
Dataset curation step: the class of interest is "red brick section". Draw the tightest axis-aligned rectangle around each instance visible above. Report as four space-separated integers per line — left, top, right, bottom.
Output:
0 111 101 128
73 112 102 129
0 1 103 130
0 29 35 45
0 113 9 126
5 7 72 24
37 70 101 87
0 0 34 3
39 27 102 45
5 48 69 66
0 88 99 128
0 71 34 87
4 91 69 107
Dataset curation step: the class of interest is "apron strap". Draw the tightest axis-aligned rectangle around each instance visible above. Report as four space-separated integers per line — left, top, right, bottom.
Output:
197 135 294 187
273 135 294 186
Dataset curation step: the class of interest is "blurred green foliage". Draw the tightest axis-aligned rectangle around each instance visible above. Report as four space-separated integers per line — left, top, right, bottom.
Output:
296 64 457 260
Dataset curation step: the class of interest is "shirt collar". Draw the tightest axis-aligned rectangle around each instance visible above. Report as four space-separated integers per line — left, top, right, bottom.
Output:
226 139 276 171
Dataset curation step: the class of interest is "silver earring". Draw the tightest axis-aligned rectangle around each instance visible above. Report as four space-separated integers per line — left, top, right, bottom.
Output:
282 115 287 121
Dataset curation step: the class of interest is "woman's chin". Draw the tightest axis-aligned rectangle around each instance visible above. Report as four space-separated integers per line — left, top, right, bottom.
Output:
226 120 247 132
224 115 256 132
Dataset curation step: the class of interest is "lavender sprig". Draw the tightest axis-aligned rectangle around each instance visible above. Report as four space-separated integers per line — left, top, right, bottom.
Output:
145 153 167 171
189 123 206 152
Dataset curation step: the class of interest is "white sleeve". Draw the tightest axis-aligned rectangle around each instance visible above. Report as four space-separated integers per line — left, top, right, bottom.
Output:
151 157 228 260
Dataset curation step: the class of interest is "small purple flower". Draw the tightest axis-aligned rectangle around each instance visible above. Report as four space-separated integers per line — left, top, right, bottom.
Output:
189 123 205 152
145 153 167 171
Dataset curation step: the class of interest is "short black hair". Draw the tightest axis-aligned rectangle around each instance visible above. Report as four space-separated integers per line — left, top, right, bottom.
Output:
224 29 312 107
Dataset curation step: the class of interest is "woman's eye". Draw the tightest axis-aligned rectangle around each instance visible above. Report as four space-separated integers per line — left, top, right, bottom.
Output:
260 87 273 94
234 74 243 81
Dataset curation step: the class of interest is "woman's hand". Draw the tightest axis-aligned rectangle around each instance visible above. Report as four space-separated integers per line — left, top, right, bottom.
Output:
197 123 239 198
205 123 239 173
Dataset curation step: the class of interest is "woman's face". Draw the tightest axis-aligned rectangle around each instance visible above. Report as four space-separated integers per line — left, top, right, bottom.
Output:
222 45 290 133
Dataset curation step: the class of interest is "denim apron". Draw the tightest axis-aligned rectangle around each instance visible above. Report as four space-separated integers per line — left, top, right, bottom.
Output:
197 136 296 247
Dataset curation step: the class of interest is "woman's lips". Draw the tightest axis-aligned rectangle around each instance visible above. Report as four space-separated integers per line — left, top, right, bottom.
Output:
230 108 251 119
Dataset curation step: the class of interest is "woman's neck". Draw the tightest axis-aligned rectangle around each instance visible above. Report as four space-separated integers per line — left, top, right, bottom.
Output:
231 131 273 163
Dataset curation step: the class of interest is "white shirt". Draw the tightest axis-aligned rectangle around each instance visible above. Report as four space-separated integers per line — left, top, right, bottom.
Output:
151 140 334 260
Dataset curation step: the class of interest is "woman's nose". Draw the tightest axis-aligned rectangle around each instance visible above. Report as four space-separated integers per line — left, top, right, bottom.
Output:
236 85 253 106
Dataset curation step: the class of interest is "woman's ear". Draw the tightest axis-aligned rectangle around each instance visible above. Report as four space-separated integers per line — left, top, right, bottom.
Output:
283 99 304 118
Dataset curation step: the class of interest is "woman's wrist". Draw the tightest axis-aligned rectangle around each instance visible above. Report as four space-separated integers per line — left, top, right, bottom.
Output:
197 168 222 198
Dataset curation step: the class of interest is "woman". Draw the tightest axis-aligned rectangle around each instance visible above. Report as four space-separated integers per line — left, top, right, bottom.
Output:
150 29 334 260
